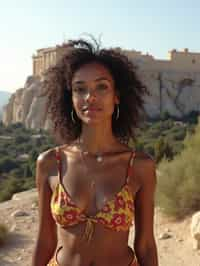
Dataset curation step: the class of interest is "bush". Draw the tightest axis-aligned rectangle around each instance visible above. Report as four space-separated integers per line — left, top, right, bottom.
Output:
0 157 18 173
22 177 35 190
156 119 200 218
15 135 30 144
160 111 170 121
154 137 173 163
0 177 25 202
0 123 55 201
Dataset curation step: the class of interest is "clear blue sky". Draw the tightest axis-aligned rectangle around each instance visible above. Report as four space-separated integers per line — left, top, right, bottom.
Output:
1 0 200 92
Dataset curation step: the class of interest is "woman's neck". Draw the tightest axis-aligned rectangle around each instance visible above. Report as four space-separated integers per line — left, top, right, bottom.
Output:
79 123 118 154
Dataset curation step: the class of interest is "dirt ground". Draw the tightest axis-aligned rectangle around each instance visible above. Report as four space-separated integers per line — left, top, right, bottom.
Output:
0 190 199 266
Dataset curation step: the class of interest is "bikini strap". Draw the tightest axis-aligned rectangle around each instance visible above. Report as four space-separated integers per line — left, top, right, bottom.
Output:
55 147 62 183
126 150 136 184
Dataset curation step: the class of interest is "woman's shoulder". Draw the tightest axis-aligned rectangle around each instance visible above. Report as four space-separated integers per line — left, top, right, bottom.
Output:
133 150 156 183
37 147 56 165
37 145 66 170
134 150 155 164
37 144 74 168
36 145 70 187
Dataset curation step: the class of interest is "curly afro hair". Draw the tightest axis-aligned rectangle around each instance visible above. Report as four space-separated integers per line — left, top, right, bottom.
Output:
43 37 148 144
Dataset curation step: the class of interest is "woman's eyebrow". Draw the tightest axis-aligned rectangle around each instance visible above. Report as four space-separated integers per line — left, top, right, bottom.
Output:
94 77 111 82
72 77 112 85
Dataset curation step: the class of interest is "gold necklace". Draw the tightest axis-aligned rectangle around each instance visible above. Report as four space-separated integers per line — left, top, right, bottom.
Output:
78 138 104 163
82 150 103 163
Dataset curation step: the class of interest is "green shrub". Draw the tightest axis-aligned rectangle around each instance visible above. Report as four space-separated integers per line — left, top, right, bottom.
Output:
15 135 30 144
0 122 56 201
0 157 18 173
21 177 35 190
154 137 173 163
156 119 200 218
0 177 25 202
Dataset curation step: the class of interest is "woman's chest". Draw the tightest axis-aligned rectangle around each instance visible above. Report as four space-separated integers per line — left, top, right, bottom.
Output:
62 161 127 213
50 153 139 215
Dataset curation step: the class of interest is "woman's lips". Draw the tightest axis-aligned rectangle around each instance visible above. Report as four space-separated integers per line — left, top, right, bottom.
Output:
82 106 101 112
88 107 100 111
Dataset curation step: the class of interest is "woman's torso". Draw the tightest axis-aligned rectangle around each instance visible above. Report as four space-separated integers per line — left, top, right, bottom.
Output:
48 144 140 266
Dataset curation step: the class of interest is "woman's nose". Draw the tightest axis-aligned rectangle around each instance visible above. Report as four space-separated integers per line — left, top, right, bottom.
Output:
85 90 97 102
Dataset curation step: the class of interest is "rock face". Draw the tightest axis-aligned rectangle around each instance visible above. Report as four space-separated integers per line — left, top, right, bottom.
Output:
140 70 200 118
0 91 11 120
2 76 51 130
191 211 200 250
2 69 200 129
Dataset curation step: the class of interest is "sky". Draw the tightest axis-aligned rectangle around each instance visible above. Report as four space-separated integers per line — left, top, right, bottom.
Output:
1 0 200 93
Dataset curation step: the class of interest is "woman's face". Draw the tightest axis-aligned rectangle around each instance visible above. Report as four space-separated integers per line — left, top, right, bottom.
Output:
71 62 119 125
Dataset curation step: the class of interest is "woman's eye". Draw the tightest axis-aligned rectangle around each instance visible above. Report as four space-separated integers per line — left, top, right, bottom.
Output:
96 84 107 90
74 87 87 94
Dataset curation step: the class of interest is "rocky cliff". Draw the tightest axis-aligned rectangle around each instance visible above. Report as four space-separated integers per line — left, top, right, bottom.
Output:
2 69 200 129
0 91 11 120
2 76 52 130
141 70 200 118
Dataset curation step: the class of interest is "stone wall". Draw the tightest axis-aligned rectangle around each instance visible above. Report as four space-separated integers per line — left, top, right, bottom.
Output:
32 44 200 77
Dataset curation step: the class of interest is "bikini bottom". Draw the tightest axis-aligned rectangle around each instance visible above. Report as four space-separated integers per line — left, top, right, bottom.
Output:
47 253 139 266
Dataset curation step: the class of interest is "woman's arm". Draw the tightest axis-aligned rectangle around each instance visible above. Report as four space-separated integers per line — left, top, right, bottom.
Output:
32 150 58 266
133 154 158 266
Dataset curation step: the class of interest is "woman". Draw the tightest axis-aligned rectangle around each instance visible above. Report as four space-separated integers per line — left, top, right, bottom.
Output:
32 38 158 266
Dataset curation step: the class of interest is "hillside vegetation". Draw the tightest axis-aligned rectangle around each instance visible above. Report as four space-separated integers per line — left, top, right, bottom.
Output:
0 122 55 202
0 113 199 218
157 118 200 218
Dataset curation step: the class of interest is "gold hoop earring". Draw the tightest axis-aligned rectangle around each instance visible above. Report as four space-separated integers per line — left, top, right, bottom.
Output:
71 109 76 123
116 105 119 120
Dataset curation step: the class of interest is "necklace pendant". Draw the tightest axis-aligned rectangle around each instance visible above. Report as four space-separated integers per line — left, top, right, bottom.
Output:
96 155 103 163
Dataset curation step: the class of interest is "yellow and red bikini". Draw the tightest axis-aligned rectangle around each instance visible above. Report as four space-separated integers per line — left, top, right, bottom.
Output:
47 148 138 266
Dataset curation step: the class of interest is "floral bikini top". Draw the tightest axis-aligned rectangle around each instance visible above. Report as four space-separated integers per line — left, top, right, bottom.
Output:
51 148 136 242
